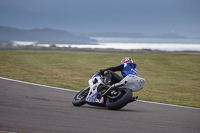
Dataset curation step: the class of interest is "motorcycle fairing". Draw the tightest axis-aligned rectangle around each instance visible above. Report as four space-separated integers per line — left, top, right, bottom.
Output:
85 76 104 104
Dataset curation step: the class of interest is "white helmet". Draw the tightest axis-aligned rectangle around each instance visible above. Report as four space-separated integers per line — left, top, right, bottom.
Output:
121 57 133 63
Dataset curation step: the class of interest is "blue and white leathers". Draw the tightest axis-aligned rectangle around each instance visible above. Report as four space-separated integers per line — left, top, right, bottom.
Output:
120 63 137 77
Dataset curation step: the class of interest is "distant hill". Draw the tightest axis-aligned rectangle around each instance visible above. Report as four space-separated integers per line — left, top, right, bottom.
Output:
82 32 146 38
0 26 192 45
154 33 187 39
76 31 188 39
0 26 97 44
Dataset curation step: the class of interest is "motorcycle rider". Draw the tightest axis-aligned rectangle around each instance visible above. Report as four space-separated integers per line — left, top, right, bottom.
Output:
99 57 137 86
98 57 138 102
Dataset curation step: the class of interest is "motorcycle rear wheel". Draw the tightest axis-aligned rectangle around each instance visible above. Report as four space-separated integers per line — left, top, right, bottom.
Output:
72 87 89 106
106 88 132 110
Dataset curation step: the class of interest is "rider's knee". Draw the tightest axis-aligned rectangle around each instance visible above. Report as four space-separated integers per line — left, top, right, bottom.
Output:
104 70 112 76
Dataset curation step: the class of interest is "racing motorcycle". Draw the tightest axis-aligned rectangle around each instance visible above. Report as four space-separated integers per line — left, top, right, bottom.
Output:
72 72 145 110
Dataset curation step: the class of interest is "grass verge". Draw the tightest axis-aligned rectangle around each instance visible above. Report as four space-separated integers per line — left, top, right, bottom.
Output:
0 51 199 108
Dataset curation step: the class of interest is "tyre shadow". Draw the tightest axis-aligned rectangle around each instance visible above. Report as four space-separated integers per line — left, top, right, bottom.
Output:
72 104 145 113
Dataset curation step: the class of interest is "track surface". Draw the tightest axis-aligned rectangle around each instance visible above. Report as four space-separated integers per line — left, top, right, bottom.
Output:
0 78 200 133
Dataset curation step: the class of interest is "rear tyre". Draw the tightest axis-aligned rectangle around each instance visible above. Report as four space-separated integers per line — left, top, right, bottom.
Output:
106 88 132 110
72 87 89 106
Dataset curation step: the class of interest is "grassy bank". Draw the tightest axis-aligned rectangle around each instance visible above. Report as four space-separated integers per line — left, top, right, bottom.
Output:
0 51 199 108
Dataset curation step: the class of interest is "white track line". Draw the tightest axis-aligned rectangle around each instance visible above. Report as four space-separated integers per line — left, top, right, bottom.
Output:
0 77 79 92
0 76 199 110
137 100 200 110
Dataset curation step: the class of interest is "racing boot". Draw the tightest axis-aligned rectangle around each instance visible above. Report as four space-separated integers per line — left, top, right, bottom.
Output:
97 84 108 99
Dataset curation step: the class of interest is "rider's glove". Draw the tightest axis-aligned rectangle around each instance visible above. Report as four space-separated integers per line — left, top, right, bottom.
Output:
99 69 105 75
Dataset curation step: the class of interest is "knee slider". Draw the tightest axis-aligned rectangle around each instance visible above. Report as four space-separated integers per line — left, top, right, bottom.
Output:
104 70 109 76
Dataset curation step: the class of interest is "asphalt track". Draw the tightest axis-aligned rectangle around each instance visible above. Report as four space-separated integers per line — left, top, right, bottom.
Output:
0 77 200 133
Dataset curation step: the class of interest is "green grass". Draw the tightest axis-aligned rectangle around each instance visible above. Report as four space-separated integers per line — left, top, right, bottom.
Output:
0 51 200 108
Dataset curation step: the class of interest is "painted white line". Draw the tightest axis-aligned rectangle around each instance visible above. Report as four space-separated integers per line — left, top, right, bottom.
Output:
137 100 200 110
0 77 79 92
0 77 199 110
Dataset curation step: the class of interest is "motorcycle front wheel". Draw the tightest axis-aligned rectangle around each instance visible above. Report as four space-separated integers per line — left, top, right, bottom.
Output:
106 88 132 110
72 87 89 106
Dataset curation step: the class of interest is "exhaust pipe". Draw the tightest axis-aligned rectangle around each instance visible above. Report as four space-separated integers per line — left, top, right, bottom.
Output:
129 96 138 103
134 96 138 101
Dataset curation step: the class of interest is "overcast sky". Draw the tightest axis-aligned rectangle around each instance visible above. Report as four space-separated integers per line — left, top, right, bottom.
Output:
0 0 200 37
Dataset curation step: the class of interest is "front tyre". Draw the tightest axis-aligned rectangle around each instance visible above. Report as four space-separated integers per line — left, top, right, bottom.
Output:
72 87 89 106
106 88 132 110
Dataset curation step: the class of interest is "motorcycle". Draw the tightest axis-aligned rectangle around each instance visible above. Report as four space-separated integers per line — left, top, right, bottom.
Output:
72 72 145 110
